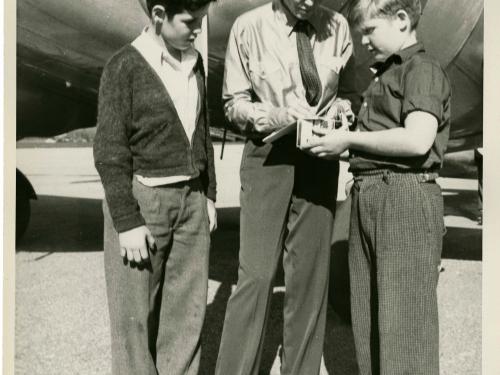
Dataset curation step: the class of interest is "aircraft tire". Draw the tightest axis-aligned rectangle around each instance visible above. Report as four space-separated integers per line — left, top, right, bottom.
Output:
16 194 31 242
16 169 36 242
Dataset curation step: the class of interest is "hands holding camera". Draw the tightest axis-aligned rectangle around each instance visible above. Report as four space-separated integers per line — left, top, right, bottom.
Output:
302 99 355 160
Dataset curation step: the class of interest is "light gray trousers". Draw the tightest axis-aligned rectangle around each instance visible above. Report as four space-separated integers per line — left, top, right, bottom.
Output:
103 177 210 375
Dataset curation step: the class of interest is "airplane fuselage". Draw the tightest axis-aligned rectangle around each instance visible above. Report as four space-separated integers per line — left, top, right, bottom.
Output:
17 0 483 150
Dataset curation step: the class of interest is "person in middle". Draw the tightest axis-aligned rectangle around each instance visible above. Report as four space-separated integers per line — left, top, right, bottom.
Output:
215 0 359 374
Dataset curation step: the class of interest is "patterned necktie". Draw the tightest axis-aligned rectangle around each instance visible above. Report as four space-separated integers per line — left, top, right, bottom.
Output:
294 20 322 106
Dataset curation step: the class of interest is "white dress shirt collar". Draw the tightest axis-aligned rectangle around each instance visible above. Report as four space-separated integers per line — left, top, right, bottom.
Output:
132 27 198 74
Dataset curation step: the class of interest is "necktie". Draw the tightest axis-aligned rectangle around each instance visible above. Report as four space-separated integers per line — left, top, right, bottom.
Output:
294 20 322 106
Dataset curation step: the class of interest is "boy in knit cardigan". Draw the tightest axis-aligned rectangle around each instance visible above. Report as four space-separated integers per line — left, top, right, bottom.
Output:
93 0 216 374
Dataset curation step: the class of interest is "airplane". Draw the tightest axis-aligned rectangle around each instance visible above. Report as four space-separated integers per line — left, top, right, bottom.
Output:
16 0 483 239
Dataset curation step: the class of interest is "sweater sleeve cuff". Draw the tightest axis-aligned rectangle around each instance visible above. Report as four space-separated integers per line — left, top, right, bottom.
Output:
113 212 146 233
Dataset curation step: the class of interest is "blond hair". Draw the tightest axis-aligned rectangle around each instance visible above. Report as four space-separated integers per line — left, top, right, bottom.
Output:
348 0 422 30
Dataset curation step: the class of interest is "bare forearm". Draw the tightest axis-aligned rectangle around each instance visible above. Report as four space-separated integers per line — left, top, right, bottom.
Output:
347 128 431 157
348 112 438 156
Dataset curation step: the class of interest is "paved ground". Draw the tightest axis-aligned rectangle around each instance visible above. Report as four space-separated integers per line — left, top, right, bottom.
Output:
15 145 482 375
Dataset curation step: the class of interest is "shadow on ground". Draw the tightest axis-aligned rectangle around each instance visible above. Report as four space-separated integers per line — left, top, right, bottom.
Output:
16 195 104 253
442 189 482 261
201 205 358 375
443 189 479 221
16 196 358 374
16 189 481 374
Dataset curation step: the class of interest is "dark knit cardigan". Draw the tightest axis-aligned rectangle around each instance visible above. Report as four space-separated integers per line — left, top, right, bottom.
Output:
93 44 217 233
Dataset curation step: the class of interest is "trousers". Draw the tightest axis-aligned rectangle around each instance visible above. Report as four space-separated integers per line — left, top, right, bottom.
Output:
349 170 444 375
216 143 339 375
103 177 210 375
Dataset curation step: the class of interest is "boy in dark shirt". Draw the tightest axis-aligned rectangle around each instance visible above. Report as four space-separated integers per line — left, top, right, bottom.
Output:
93 0 216 374
305 0 451 374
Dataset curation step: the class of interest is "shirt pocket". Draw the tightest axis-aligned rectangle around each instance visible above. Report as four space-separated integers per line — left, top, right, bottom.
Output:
319 56 345 75
368 80 402 126
318 56 343 100
247 55 299 103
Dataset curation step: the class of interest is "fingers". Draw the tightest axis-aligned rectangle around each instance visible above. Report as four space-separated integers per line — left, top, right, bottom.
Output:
339 150 350 160
301 140 324 151
254 117 273 133
145 230 156 252
210 215 218 232
309 145 326 154
123 246 149 264
126 247 135 262
311 127 329 136
206 198 217 233
132 248 142 263
138 246 149 261
118 225 152 266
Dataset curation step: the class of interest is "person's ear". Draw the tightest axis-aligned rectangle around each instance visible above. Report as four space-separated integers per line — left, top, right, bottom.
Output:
395 9 410 32
152 5 166 35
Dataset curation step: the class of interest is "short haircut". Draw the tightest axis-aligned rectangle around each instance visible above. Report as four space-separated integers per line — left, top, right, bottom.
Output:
348 0 422 30
146 0 215 19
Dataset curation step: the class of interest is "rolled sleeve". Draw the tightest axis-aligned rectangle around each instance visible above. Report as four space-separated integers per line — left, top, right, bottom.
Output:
222 19 276 135
222 21 256 133
402 61 450 123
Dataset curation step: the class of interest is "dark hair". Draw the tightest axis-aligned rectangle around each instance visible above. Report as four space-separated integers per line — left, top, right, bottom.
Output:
146 0 215 19
348 0 422 30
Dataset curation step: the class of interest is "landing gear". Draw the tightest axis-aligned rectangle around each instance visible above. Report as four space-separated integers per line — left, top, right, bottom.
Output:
16 169 37 241
16 193 31 241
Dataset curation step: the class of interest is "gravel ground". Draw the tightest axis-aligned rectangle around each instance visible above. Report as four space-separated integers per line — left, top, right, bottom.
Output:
14 146 482 375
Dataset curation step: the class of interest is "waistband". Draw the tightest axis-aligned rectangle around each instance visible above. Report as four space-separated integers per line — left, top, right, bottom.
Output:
353 169 439 183
133 175 202 189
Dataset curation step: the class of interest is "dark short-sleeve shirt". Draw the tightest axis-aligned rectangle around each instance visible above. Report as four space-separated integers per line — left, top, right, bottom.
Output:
349 43 451 173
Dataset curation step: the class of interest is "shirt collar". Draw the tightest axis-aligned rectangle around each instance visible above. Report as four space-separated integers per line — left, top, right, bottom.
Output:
272 0 322 36
132 27 198 73
370 42 425 75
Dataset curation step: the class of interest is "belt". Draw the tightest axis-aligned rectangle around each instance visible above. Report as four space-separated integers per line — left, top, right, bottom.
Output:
353 169 439 183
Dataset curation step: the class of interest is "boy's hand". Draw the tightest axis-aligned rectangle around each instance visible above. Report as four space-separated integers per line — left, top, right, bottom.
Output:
118 225 155 263
303 129 350 159
207 198 217 233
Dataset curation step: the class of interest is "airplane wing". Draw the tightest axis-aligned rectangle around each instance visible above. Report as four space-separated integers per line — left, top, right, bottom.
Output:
17 0 483 151
17 0 146 138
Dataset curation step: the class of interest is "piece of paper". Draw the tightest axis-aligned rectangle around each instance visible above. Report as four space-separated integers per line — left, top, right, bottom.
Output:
262 122 297 143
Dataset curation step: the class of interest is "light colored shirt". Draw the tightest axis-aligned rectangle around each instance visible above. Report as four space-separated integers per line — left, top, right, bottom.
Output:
132 28 200 186
223 0 354 134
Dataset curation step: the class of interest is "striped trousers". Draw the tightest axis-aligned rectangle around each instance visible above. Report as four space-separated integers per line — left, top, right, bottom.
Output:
349 170 444 375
